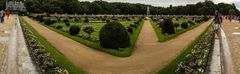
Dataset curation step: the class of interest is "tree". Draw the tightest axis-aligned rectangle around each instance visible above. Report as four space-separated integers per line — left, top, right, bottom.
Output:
83 25 94 38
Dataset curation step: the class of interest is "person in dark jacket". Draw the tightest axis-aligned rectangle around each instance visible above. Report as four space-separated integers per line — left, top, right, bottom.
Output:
214 10 222 38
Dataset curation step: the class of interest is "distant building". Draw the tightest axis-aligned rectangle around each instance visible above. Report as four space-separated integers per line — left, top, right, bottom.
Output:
6 1 26 11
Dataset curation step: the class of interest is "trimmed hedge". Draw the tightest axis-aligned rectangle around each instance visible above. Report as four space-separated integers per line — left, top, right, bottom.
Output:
181 22 188 29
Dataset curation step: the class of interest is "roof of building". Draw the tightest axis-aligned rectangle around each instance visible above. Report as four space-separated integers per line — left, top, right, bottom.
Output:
6 1 26 11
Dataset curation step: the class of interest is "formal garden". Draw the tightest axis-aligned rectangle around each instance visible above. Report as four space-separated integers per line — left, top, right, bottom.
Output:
1 0 239 74
150 16 210 42
29 15 144 57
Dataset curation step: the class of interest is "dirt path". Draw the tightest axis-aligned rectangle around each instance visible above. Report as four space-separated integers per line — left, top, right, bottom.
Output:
22 16 212 74
222 20 240 73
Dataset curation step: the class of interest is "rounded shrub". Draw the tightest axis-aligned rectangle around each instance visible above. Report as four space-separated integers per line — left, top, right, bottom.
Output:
83 25 94 38
174 23 180 29
74 18 79 22
44 18 52 25
106 19 110 23
127 27 133 34
130 24 137 28
56 26 63 29
84 18 89 23
63 19 69 23
65 22 70 26
188 20 195 25
99 21 130 49
181 22 188 29
69 25 80 35
161 18 175 35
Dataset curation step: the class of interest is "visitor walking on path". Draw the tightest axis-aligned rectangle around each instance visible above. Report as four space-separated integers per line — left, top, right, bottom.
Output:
0 10 5 23
213 10 222 39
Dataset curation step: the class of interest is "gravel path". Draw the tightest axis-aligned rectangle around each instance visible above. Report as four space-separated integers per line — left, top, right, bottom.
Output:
22 16 212 74
222 20 240 73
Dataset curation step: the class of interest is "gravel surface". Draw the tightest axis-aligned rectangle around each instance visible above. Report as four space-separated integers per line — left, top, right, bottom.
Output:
222 20 240 73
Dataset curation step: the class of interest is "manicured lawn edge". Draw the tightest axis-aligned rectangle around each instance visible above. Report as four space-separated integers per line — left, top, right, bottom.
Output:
31 17 144 57
157 22 213 74
20 17 85 74
150 19 205 42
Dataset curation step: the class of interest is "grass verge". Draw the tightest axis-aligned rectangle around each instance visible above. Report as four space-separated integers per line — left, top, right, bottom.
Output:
157 22 213 74
150 19 206 42
30 17 144 57
20 17 85 74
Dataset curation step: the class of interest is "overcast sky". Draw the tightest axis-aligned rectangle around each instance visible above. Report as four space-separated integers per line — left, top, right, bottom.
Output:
79 0 240 10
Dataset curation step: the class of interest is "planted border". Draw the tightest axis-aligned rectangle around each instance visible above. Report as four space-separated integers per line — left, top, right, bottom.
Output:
30 17 144 57
20 17 85 74
150 19 206 42
158 22 213 74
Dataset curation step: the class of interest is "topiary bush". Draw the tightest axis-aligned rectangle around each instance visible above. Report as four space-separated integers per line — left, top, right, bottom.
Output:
56 26 63 29
83 25 94 39
130 24 137 28
127 27 133 34
174 23 180 29
181 22 188 29
69 25 80 35
84 18 89 23
44 18 52 25
65 22 70 26
99 21 130 49
63 19 69 23
161 18 175 35
188 20 195 25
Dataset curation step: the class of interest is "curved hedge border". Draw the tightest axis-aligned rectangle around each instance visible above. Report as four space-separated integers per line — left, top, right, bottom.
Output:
20 19 68 74
158 22 214 74
175 27 214 73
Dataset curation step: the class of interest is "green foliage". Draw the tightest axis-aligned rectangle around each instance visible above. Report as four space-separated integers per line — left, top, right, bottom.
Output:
175 27 214 74
24 0 239 15
69 25 80 35
83 25 94 38
20 18 85 74
181 22 188 29
44 18 52 25
99 22 130 49
84 18 89 23
127 27 133 34
174 23 180 29
65 22 70 26
56 26 63 29
161 18 175 35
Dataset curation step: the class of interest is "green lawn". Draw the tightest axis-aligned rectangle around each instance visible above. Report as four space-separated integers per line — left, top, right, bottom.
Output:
20 17 85 74
150 18 204 42
52 21 133 39
157 22 212 74
33 17 144 57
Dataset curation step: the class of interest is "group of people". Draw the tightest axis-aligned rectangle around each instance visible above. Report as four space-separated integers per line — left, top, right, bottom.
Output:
0 10 10 23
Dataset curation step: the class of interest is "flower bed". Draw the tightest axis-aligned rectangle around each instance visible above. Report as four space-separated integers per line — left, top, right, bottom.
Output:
21 22 68 74
175 28 214 73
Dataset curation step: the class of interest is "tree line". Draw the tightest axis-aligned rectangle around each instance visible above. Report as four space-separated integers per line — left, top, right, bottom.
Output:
2 0 240 15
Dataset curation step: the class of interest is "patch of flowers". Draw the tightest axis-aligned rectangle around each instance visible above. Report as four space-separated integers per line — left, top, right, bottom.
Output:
21 23 68 74
175 28 214 74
